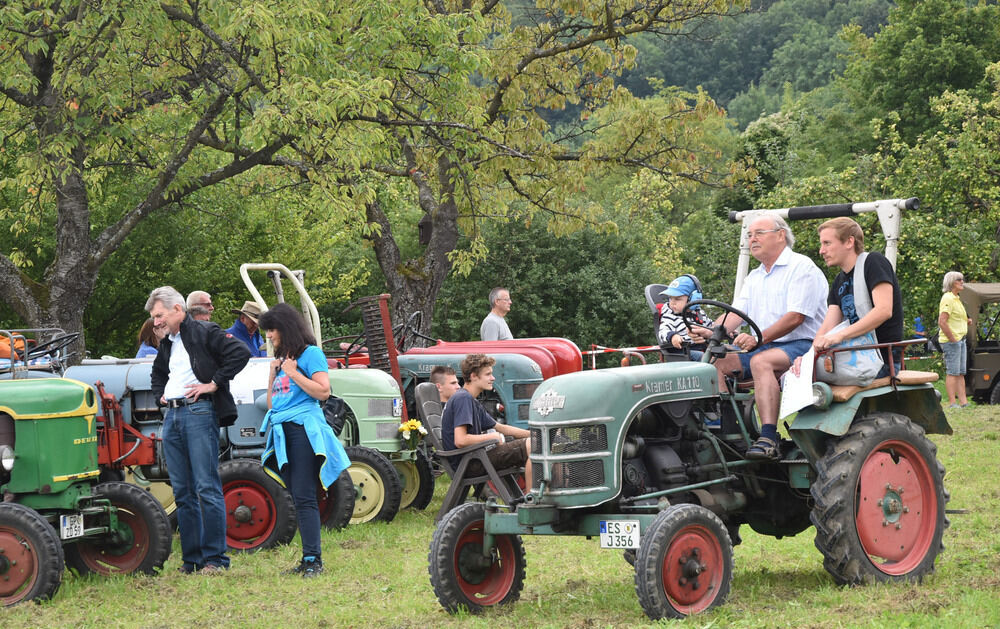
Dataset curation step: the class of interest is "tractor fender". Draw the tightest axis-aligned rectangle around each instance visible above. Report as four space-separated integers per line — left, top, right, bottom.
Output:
789 384 951 462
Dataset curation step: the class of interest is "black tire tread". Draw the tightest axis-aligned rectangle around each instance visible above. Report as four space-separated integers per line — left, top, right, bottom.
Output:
397 448 435 511
320 469 355 530
219 458 297 552
428 502 526 614
65 481 172 576
810 412 949 585
0 502 65 606
345 445 402 524
634 503 733 620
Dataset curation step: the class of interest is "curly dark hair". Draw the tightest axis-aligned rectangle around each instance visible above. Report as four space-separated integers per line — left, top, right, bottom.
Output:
257 303 316 359
460 353 495 381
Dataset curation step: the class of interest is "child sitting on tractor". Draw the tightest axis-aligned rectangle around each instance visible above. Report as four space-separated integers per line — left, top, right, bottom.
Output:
657 274 710 359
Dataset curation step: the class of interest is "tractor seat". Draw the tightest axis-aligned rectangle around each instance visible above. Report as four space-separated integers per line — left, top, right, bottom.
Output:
829 370 939 403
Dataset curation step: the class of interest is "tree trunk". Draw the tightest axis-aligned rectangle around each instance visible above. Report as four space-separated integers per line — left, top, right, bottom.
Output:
366 156 460 346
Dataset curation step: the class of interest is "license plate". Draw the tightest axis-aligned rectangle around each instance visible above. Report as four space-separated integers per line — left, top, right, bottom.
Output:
599 520 639 549
60 513 85 539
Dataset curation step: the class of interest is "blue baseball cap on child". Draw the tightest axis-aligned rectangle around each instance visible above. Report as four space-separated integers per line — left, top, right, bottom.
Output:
662 276 697 298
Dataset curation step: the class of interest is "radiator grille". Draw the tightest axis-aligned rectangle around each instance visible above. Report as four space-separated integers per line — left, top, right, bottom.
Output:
377 422 400 440
550 460 604 489
549 425 607 455
368 398 394 417
530 429 542 455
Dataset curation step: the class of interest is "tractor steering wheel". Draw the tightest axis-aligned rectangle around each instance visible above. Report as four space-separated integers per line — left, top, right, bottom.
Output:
392 311 423 352
23 332 81 361
681 299 763 362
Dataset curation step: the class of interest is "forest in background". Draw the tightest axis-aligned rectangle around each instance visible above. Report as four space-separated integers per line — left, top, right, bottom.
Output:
2 0 999 357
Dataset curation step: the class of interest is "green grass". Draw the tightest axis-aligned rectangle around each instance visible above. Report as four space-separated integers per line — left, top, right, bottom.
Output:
3 405 999 628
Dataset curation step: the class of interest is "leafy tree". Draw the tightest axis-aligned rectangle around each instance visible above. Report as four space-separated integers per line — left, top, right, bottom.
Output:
841 0 1000 146
0 0 748 355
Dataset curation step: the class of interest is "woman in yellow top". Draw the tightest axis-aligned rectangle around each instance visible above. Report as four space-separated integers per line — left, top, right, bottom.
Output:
937 271 971 408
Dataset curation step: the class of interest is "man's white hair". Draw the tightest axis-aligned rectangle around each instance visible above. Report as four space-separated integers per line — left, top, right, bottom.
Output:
186 290 211 309
145 286 185 312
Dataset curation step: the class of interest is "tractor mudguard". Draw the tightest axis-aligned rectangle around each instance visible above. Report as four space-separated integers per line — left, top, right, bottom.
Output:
790 384 951 462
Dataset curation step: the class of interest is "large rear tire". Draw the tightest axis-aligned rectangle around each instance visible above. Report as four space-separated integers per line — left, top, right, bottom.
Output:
318 469 355 530
811 412 949 585
394 448 435 510
345 445 401 524
64 481 172 576
219 459 297 552
0 503 64 606
634 504 733 620
428 502 525 614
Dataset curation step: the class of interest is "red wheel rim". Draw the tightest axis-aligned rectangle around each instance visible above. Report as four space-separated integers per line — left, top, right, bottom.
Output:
0 526 38 603
74 506 149 574
223 479 278 550
659 524 725 614
453 517 516 605
855 439 938 575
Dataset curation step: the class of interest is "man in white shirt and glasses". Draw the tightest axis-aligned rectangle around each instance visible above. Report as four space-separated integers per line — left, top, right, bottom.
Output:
707 215 828 460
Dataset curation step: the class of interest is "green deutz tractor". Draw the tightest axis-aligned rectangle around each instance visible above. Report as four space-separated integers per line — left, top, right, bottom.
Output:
0 377 171 606
428 198 952 620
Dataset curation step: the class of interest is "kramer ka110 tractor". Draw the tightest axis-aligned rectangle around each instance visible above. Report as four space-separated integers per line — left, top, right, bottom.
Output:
428 198 952 620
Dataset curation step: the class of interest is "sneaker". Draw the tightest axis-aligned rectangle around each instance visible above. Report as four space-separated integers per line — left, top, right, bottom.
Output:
301 558 323 578
200 564 226 575
177 563 198 575
948 403 960 409
287 557 324 577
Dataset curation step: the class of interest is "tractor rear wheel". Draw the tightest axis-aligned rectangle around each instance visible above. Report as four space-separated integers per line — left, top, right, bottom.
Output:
318 469 355 530
220 459 297 552
634 503 733 620
811 412 949 585
0 502 64 606
428 502 525 614
345 445 401 524
394 448 435 510
65 481 172 576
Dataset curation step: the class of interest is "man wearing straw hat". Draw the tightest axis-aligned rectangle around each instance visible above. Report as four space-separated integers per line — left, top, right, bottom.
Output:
226 300 266 357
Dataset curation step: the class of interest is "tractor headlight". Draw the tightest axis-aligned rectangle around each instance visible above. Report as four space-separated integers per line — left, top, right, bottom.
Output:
0 444 14 472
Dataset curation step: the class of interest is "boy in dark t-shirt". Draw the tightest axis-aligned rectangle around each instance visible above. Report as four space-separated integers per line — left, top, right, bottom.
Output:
440 353 532 488
807 217 904 376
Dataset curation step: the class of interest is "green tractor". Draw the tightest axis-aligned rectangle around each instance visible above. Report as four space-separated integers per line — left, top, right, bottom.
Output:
0 376 171 606
428 198 952 620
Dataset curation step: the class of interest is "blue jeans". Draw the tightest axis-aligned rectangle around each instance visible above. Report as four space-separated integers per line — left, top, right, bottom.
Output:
162 400 229 569
278 422 322 559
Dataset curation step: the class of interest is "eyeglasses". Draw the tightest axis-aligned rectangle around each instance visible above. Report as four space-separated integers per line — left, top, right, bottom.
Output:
194 302 214 308
747 229 779 239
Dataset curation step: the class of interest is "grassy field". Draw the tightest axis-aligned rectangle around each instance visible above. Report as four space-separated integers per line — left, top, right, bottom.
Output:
3 403 998 628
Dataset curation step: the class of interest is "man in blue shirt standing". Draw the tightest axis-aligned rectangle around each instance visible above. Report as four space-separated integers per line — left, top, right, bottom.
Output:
226 301 266 357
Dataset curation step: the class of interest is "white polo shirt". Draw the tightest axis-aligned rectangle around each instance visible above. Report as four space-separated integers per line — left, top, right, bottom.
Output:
732 247 828 342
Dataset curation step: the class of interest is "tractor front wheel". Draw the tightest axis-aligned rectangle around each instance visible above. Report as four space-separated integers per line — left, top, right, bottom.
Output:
394 448 435 511
65 481 172 576
318 469 355 530
0 503 64 606
634 503 733 620
220 459 297 552
811 412 949 585
428 502 525 614
345 446 401 524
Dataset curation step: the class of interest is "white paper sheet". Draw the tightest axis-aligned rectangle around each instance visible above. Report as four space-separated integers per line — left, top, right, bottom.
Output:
779 347 815 420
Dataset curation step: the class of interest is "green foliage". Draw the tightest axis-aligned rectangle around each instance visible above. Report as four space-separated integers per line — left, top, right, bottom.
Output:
841 0 1000 146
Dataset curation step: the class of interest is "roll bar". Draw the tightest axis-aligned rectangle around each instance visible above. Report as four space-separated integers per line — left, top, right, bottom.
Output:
728 198 919 300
